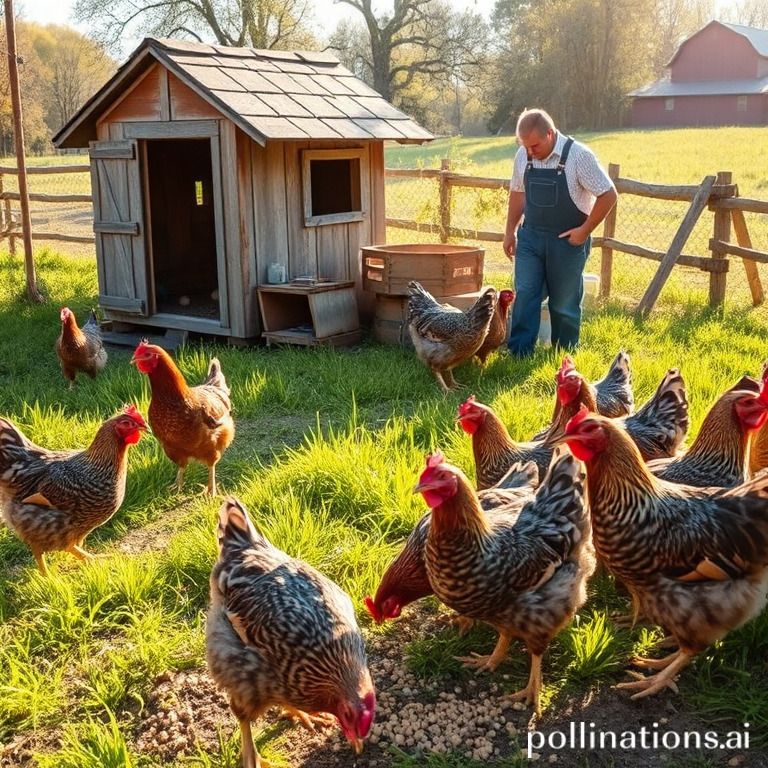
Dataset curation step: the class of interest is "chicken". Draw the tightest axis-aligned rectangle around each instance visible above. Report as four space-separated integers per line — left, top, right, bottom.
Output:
534 352 634 440
55 307 107 388
415 447 594 715
207 497 375 767
0 405 148 574
555 363 689 461
457 395 560 489
407 281 497 392
364 460 539 624
131 341 234 495
563 406 768 699
647 372 768 487
474 289 515 364
750 363 768 476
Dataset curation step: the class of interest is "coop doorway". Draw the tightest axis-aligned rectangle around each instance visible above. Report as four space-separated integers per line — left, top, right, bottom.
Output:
146 138 221 320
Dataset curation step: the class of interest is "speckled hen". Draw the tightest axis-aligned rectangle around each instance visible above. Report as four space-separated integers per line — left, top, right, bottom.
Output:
648 371 768 487
207 497 375 768
474 289 515 364
365 460 539 624
564 406 768 699
457 396 560 488
555 361 689 461
407 281 497 392
0 405 147 574
131 341 234 495
415 448 594 715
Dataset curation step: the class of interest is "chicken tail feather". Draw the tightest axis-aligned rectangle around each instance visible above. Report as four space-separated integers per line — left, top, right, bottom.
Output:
217 496 266 551
205 357 230 395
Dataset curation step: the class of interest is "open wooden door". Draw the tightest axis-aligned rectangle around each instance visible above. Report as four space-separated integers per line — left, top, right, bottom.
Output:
89 140 149 315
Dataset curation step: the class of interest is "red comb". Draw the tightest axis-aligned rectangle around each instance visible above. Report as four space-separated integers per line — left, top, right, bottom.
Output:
458 395 478 417
363 595 383 623
426 451 445 469
759 369 768 405
122 404 147 427
565 404 592 434
556 356 577 385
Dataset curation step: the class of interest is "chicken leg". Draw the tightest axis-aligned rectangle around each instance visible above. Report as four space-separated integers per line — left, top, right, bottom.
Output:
456 630 511 673
279 706 336 730
176 466 186 492
33 551 49 576
508 653 543 716
207 464 218 496
616 649 692 699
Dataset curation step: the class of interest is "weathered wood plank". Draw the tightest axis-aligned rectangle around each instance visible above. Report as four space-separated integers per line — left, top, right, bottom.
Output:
90 141 135 160
616 177 736 201
446 174 510 191
30 231 95 244
0 191 92 203
285 141 315 278
0 164 90 174
385 167 442 179
709 238 768 265
600 163 620 298
209 129 231 330
637 175 717 317
709 171 731 307
594 237 728 272
99 294 145 313
713 197 768 214
730 208 765 305
122 119 219 139
93 221 140 235
236 126 259 335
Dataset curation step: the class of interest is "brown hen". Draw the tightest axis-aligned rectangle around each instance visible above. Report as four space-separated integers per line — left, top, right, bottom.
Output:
207 497 375 767
131 341 234 495
415 447 594 715
564 406 768 699
474 289 515 364
407 281 497 392
55 307 107 388
0 405 147 574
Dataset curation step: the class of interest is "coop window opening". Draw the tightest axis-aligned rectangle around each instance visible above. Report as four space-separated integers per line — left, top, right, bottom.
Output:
302 148 365 226
664 98 675 111
736 95 748 112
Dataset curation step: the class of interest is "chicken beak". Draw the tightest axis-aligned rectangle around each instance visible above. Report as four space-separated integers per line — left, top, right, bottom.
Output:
349 737 364 755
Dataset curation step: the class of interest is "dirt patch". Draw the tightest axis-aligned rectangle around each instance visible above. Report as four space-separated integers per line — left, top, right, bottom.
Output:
128 608 767 767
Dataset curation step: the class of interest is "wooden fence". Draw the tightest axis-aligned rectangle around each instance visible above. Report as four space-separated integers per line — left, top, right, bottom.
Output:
385 160 768 315
0 163 95 253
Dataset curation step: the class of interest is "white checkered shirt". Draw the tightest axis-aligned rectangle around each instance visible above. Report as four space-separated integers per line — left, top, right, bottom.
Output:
509 132 613 215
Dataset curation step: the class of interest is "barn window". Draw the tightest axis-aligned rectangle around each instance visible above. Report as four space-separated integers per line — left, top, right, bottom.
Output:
302 149 365 226
737 95 748 112
664 98 675 111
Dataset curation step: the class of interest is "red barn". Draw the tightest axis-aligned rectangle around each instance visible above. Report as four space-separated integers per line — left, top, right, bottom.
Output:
629 21 768 127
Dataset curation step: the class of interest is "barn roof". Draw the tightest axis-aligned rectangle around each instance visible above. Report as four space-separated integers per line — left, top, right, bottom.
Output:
628 75 768 98
53 37 434 148
666 20 768 67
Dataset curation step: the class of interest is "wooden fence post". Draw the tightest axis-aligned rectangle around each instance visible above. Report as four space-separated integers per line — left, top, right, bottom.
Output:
729 207 765 306
709 170 731 308
600 162 619 298
439 158 451 243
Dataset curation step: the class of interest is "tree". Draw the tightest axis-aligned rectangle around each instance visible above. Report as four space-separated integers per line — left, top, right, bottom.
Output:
72 0 319 52
29 25 114 135
330 0 487 107
650 0 713 75
720 0 768 28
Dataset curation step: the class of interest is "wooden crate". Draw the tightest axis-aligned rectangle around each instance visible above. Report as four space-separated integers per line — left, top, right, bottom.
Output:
362 243 484 296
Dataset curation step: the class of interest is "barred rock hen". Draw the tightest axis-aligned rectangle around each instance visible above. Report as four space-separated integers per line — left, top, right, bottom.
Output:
207 497 375 766
556 363 689 461
131 342 234 495
537 352 634 440
474 289 515 364
0 405 147 574
458 396 560 489
648 372 768 488
416 447 594 715
364 460 539 624
564 407 768 699
407 281 497 392
55 307 107 388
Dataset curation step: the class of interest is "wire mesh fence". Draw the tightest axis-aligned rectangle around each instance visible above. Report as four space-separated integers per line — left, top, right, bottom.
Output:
384 167 768 311
0 157 765 313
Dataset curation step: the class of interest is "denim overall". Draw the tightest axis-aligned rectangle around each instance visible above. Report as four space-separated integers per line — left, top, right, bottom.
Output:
507 137 591 356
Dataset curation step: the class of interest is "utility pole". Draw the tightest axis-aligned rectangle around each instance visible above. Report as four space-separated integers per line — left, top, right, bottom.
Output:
4 0 43 302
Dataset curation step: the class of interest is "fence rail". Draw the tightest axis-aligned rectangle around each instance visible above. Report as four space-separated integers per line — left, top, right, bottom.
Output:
0 163 95 252
385 159 768 314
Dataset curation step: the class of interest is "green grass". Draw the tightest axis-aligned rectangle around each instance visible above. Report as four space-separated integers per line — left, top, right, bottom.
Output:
1 239 768 764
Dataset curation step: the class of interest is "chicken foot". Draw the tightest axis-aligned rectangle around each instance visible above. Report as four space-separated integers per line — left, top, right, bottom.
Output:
616 649 693 699
279 706 336 730
33 551 49 576
508 653 543 716
175 466 186 492
67 544 96 562
456 631 511 673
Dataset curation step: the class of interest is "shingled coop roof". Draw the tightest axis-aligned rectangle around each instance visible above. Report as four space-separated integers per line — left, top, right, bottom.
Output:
53 37 434 148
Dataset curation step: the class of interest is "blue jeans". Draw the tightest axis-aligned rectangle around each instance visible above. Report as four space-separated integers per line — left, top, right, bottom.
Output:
507 226 590 356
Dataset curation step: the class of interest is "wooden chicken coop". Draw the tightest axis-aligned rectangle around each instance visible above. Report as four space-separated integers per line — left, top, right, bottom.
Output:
53 37 433 344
